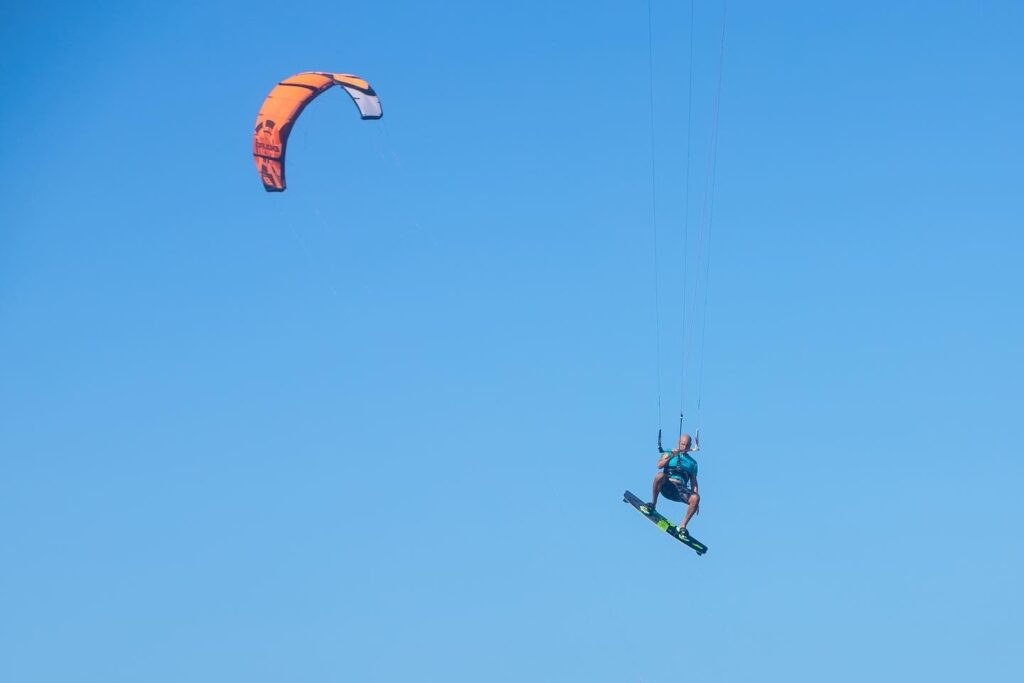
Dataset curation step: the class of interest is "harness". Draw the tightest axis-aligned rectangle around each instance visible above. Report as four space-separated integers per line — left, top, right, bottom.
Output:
662 453 696 482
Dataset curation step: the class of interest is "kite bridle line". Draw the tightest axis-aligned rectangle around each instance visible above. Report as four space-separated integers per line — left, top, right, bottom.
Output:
678 0 696 442
645 0 727 449
647 0 665 432
693 0 728 433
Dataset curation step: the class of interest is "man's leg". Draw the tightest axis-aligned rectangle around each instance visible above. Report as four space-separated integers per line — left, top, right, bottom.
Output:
678 492 700 533
648 472 665 510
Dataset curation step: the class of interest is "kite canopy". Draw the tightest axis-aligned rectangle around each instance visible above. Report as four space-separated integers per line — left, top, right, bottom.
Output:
253 72 382 192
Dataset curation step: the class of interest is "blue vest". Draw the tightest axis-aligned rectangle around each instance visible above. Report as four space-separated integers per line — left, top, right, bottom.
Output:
664 452 698 482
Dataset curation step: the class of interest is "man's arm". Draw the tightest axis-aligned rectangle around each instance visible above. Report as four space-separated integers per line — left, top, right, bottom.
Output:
657 453 671 469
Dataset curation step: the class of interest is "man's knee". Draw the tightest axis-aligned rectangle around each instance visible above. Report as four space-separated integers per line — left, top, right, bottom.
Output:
690 492 700 505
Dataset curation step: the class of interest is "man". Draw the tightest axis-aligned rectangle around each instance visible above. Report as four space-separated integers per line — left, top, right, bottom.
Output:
642 433 700 536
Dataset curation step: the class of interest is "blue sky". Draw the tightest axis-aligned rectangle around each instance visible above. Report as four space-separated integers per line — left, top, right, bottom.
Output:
2 1 1022 681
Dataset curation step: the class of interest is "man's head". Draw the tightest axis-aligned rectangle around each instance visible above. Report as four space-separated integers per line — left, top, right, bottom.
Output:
677 434 692 452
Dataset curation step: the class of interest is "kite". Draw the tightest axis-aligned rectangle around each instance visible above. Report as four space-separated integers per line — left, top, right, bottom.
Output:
253 72 382 192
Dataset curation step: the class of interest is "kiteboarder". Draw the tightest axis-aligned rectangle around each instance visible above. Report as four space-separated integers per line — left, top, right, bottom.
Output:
642 434 700 535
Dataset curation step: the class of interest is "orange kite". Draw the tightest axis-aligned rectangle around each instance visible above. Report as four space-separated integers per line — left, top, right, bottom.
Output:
253 72 382 192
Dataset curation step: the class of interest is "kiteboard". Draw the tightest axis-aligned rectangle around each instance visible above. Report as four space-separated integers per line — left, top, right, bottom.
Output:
623 490 708 555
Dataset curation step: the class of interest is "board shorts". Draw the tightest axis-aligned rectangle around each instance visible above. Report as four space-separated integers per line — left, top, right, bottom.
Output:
660 476 694 503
